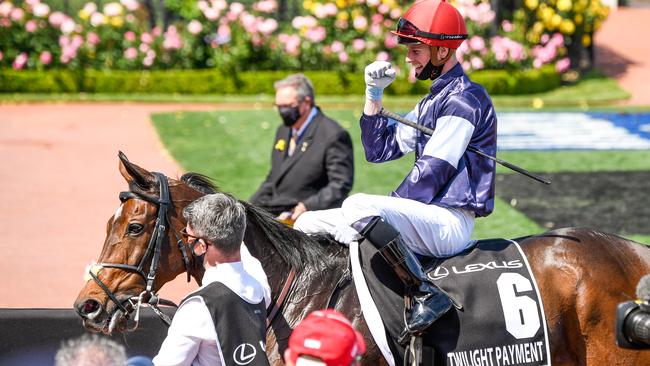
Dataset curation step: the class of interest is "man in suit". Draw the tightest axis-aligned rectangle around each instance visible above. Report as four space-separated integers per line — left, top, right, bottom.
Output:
250 74 354 222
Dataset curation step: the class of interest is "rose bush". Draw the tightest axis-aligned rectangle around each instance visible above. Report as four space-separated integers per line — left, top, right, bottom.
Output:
0 0 609 78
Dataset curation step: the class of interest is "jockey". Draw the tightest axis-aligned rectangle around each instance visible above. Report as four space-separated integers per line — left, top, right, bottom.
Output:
295 0 497 338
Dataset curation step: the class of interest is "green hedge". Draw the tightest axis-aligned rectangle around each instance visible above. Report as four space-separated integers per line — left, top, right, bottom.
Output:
0 66 559 95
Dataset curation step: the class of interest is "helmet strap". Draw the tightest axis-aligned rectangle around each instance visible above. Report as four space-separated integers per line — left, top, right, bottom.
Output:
416 46 453 81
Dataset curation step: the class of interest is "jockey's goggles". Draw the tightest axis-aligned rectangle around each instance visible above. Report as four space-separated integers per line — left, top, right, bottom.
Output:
394 17 468 44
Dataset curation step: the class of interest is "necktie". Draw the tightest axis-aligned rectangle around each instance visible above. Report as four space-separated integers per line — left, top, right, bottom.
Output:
288 134 297 156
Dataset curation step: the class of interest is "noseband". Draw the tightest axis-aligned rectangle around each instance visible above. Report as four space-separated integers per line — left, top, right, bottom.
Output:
87 172 192 329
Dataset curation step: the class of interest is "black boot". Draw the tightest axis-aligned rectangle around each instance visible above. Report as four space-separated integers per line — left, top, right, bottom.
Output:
360 217 453 336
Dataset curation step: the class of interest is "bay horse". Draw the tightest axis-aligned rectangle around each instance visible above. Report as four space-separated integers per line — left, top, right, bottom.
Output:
74 152 650 365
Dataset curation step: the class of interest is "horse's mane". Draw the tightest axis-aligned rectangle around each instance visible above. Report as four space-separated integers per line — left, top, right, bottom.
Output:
240 200 339 269
178 172 339 269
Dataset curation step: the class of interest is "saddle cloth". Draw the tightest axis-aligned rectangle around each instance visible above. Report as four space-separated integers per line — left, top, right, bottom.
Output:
350 238 551 366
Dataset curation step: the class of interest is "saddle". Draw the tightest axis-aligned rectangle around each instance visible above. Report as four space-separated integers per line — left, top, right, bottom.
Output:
353 238 551 366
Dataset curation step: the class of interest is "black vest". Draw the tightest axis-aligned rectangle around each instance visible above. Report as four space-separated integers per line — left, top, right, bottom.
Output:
186 282 269 366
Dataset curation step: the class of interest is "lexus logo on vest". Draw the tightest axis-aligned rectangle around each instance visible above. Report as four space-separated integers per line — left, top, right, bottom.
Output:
233 343 257 365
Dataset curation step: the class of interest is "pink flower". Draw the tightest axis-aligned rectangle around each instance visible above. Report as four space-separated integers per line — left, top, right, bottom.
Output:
25 20 38 33
213 0 228 11
140 32 153 44
83 3 97 14
384 35 398 49
39 51 52 65
376 51 390 61
338 51 349 63
501 20 513 33
258 18 277 35
282 34 301 56
292 16 317 29
461 61 471 71
187 19 202 35
0 2 12 18
367 0 380 6
32 3 50 17
468 36 485 52
151 26 162 37
120 0 139 12
230 2 244 16
389 8 401 19
533 58 543 69
331 41 344 53
87 32 100 45
253 0 277 13
305 26 326 43
90 12 104 27
353 16 367 30
335 19 348 30
370 24 381 36
103 3 123 17
470 56 484 70
352 38 366 52
0 51 3 61
124 47 137 60
378 4 389 14
124 30 136 42
13 52 28 70
556 57 570 73
10 7 24 21
139 43 149 52
202 7 219 21
162 25 182 50
371 14 383 24
60 19 75 34
540 34 550 44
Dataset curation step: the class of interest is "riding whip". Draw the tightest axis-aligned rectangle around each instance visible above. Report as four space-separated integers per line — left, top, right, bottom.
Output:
378 108 551 185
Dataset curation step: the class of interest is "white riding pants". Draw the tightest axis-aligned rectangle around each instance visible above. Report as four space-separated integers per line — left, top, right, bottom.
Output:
294 193 475 257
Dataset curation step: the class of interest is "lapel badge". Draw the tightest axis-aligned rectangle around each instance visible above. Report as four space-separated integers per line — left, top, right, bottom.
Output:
301 142 309 152
275 139 286 152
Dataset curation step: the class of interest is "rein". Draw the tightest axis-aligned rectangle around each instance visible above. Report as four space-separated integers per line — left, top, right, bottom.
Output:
87 172 192 329
266 268 297 329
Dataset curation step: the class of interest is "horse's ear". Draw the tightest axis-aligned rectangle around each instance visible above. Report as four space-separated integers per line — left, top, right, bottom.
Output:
118 151 155 190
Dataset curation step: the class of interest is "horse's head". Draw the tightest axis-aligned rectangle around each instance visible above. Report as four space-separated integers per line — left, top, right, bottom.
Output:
74 152 207 334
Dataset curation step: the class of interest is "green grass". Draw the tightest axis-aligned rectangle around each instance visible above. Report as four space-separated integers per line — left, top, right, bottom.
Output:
1 70 637 110
152 108 649 241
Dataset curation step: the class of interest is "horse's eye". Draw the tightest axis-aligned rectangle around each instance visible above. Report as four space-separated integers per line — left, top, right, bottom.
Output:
127 223 144 236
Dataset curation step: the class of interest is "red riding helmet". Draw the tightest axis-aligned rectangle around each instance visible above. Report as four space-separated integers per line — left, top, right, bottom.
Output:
392 0 468 49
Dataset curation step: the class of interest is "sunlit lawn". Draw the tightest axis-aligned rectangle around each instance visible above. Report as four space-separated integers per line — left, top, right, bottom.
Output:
151 109 650 243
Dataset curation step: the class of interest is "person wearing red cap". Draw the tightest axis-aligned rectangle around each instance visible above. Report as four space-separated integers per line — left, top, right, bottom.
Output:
284 309 366 366
295 0 497 339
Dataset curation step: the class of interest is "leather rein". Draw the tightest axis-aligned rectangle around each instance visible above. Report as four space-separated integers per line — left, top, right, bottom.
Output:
88 172 298 330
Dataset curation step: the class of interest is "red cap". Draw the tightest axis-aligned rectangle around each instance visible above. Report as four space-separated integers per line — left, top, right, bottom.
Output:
284 310 366 366
391 0 467 49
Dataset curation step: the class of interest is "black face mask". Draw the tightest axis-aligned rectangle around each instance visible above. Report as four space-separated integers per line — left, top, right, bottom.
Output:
278 106 301 127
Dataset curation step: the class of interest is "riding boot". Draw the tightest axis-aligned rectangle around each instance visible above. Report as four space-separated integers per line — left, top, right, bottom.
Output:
360 216 453 336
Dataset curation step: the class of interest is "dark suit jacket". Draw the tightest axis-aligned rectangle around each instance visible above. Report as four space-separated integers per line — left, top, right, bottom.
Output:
250 108 354 215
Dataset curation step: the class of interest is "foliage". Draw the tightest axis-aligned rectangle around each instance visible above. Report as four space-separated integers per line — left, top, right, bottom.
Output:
0 65 560 95
0 0 607 76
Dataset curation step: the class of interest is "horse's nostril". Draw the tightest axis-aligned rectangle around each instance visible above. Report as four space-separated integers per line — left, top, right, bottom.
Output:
79 299 101 317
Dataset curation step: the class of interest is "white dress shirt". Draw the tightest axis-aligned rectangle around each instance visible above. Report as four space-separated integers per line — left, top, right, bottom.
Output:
153 243 270 366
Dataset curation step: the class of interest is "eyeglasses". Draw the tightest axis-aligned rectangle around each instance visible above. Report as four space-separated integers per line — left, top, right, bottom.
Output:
395 17 467 43
181 227 210 254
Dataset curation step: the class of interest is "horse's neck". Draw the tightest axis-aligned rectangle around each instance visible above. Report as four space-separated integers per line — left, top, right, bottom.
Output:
243 224 295 296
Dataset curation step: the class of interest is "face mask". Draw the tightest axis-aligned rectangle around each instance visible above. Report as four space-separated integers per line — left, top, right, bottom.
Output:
278 106 301 127
416 46 451 81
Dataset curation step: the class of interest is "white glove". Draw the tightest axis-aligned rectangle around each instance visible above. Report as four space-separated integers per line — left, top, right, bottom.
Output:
333 223 360 245
365 61 396 101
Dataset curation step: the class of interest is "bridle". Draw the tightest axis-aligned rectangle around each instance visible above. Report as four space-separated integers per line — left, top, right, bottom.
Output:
87 172 192 329
87 171 299 331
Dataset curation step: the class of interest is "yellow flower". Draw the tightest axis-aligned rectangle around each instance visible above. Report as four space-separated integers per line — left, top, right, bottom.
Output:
550 14 562 29
559 19 575 34
335 0 347 9
110 16 123 28
275 139 286 151
574 14 583 25
336 12 349 21
79 9 90 20
532 98 544 109
303 0 314 10
557 0 573 12
582 34 591 46
525 0 539 10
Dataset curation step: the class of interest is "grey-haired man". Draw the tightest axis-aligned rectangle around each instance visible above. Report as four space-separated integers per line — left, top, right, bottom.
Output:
154 193 270 366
